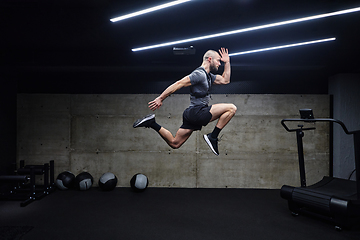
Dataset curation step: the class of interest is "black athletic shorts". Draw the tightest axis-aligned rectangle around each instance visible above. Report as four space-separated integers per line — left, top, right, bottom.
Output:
180 105 212 131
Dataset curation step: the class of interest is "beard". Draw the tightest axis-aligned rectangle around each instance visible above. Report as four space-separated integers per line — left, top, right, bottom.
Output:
209 63 219 73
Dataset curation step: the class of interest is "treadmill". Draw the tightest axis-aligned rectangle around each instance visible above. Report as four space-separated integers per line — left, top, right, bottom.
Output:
280 109 360 230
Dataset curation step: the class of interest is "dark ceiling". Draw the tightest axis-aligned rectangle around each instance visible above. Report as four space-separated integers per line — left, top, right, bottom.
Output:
1 0 360 93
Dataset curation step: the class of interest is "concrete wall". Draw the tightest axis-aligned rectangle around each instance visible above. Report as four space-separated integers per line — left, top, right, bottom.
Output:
17 94 330 189
329 74 360 180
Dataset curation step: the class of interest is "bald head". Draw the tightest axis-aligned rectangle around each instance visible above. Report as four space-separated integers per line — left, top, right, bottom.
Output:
203 50 219 62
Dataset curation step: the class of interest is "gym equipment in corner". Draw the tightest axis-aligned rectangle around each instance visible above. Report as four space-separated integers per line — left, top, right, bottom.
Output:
0 160 55 207
280 109 360 230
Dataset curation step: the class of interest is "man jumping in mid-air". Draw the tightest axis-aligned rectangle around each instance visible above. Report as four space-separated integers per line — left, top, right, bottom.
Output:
133 48 236 155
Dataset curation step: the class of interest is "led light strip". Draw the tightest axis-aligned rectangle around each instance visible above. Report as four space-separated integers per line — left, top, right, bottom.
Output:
132 6 360 52
228 38 336 56
110 0 192 22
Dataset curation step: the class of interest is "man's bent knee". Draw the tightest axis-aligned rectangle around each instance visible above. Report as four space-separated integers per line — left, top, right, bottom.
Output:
230 104 237 113
169 141 182 149
226 104 237 116
168 136 188 149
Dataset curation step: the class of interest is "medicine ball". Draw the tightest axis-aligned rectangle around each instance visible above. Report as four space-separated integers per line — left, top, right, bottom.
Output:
130 173 148 192
56 171 75 190
99 172 118 191
75 172 93 191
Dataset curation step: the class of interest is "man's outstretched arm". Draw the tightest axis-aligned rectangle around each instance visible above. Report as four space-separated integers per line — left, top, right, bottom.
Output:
148 76 192 111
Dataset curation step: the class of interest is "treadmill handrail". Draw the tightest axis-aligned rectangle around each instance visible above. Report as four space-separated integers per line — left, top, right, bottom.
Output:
281 118 356 135
281 117 360 201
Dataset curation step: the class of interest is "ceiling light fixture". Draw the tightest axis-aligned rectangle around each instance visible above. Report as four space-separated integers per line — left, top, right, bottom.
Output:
132 6 360 52
228 38 336 56
110 0 192 22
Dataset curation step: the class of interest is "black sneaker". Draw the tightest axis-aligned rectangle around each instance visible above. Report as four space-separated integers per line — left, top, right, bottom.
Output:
133 114 155 128
203 133 219 156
